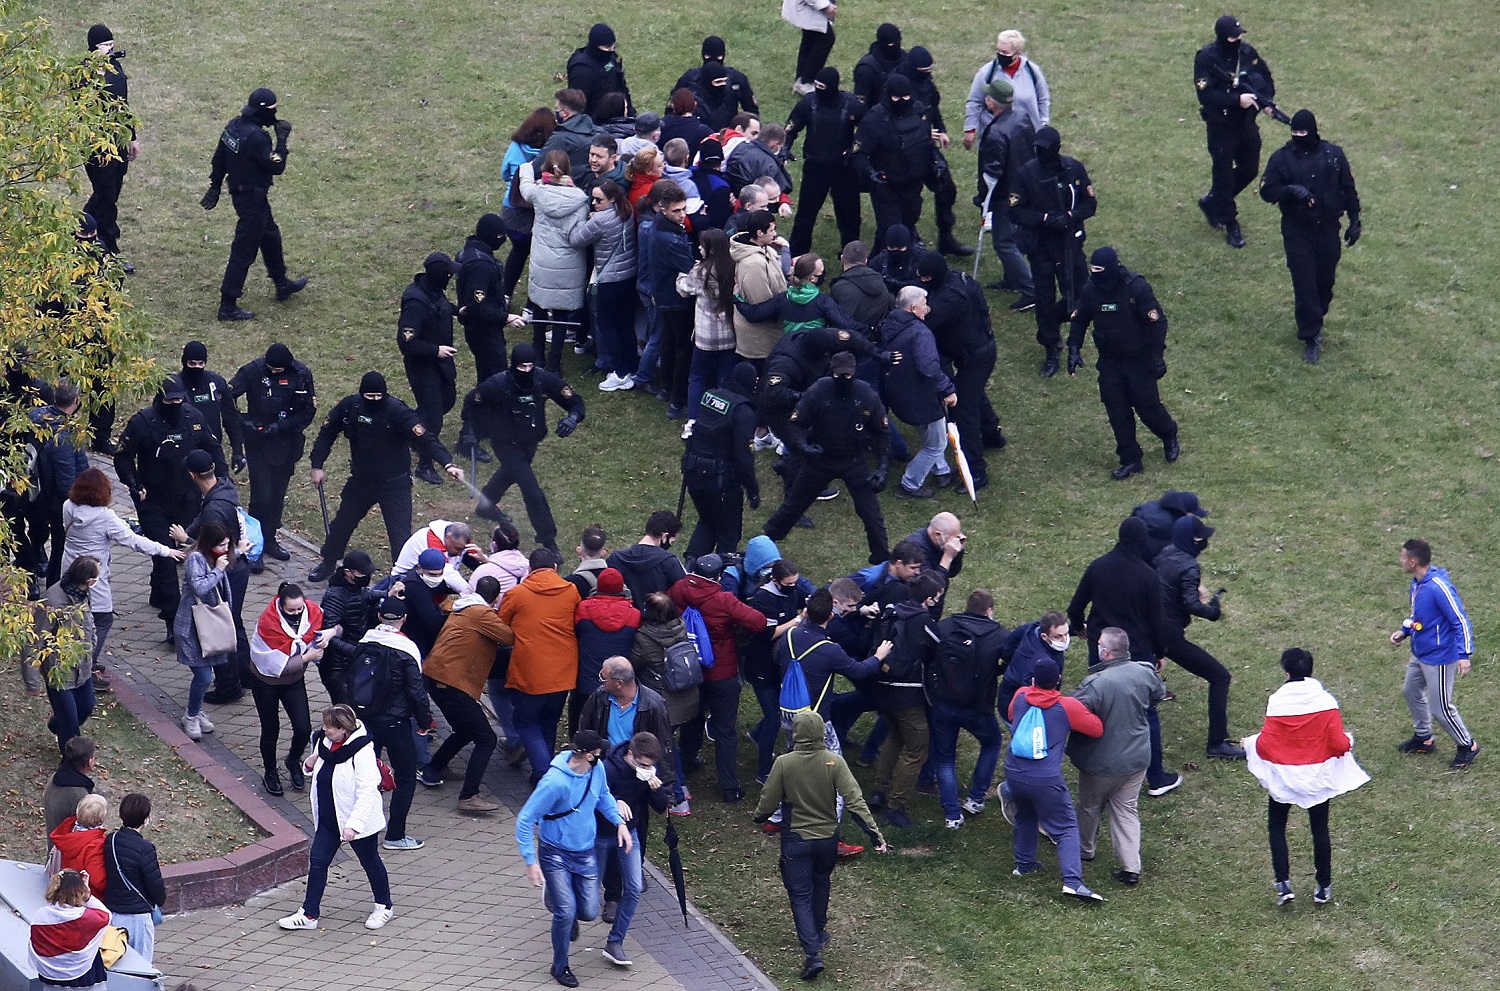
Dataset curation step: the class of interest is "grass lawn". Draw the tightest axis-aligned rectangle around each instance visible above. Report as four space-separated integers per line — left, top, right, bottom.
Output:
0 678 263 866
13 0 1500 986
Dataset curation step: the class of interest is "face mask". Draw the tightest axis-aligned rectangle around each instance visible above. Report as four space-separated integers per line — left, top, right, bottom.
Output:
280 608 304 626
420 572 445 588
1047 633 1071 653
157 400 183 423
634 765 657 782
811 272 826 286
1292 132 1319 152
832 374 854 397
996 51 1016 66
555 111 566 124
348 572 371 588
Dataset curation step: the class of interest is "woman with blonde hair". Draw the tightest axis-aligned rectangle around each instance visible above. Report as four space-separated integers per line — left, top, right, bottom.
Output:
278 704 395 932
29 869 111 990
625 146 665 214
48 795 109 898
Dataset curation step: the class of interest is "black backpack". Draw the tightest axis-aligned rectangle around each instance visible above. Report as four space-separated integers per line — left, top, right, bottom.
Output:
347 640 404 719
877 611 928 685
661 639 705 693
926 621 990 706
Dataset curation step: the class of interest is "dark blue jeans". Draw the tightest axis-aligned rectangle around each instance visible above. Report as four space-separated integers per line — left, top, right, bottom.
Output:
302 823 390 919
46 679 97 753
595 280 638 375
779 835 838 957
510 689 568 786
749 680 782 779
929 700 1003 821
679 678 741 792
687 347 740 417
539 842 599 974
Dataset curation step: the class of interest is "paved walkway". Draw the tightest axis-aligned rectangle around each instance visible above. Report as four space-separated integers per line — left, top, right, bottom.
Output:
94 461 778 991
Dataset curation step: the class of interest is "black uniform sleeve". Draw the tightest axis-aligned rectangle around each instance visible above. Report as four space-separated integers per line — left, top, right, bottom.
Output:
1132 280 1169 352
242 127 288 178
544 374 587 421
1258 148 1297 205
112 415 142 494
1069 162 1098 224
308 398 350 470
1067 287 1095 351
457 263 510 327
284 365 318 437
784 390 817 454
213 373 245 457
1178 559 1221 621
395 400 454 466
1067 564 1093 635
195 416 228 477
730 403 759 501
208 134 228 187
784 96 812 146
866 393 891 466
1243 46 1274 101
397 296 438 359
1334 145 1360 221
1008 170 1044 231
1193 48 1237 113
850 115 885 183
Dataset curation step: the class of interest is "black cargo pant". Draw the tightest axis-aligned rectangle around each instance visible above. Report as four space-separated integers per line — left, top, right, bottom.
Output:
1202 119 1261 226
220 187 287 301
318 473 413 566
1096 357 1177 467
790 161 862 257
481 440 557 548
683 460 744 560
1282 221 1342 342
765 455 888 564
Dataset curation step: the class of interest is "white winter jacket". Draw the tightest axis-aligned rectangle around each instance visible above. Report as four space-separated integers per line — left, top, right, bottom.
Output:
307 723 387 839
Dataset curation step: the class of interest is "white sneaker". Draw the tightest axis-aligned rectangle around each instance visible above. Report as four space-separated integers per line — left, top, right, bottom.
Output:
681 419 695 440
196 712 215 734
945 818 963 830
752 430 779 452
960 798 986 815
181 714 201 741
364 905 395 930
278 910 318 930
598 372 629 392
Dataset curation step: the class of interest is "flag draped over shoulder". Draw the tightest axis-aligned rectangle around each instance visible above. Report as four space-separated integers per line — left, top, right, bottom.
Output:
250 599 325 679
1244 677 1369 809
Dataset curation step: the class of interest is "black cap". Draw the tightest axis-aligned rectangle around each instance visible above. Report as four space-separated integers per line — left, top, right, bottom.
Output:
829 351 857 376
184 449 215 475
1090 246 1120 270
1034 126 1061 152
160 375 188 401
182 340 208 364
701 35 726 60
87 24 113 49
265 342 294 368
571 729 607 753
359 370 387 395
635 112 661 135
697 137 724 165
885 73 913 99
377 597 407 621
247 87 277 109
1215 15 1245 41
341 550 375 573
421 251 458 280
693 553 724 579
916 249 947 281
512 343 539 368
906 46 934 72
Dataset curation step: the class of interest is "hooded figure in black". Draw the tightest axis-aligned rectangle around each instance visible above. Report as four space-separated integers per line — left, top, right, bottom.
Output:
682 361 761 558
674 36 758 118
82 24 136 266
565 23 633 118
114 375 225 634
1154 515 1242 759
307 370 459 578
466 344 585 553
204 87 307 321
179 340 242 471
1193 14 1276 247
915 252 1003 486
1258 108 1361 364
785 66 866 256
691 63 741 132
852 74 936 251
1008 125 1095 375
1067 245 1178 479
896 47 970 257
868 224 920 293
853 23 905 105
456 212 514 391
398 252 461 485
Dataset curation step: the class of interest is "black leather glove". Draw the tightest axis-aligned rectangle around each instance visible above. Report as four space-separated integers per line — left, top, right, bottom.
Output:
231 454 247 473
274 120 293 141
868 172 888 189
748 492 761 510
800 443 824 459
1067 346 1084 376
1045 212 1070 231
1152 356 1168 380
1286 184 1312 203
1344 218 1362 246
200 186 220 210
868 468 888 493
555 415 579 438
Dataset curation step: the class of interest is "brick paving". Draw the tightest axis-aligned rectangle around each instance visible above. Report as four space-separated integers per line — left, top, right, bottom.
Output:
92 461 779 991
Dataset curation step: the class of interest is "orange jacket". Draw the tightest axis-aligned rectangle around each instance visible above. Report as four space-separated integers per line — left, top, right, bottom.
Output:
499 569 581 695
423 594 515 699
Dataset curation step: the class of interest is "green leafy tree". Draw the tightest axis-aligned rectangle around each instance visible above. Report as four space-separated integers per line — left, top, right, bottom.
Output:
1 0 152 682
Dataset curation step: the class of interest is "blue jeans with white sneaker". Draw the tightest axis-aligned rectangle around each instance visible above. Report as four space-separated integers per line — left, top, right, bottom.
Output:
901 418 951 491
594 827 642 945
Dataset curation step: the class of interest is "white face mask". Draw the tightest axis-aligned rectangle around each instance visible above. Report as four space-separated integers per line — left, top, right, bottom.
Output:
1047 633 1071 653
420 572 445 588
634 764 657 782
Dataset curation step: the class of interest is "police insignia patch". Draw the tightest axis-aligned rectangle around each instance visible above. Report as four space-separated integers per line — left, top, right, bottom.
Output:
401 329 415 340
1008 193 1021 206
473 290 486 303
1196 78 1208 90
561 386 574 398
837 330 851 340
412 424 426 436
1147 309 1161 322
768 376 782 386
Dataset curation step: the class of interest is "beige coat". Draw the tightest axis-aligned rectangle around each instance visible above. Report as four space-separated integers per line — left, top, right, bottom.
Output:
729 234 788 360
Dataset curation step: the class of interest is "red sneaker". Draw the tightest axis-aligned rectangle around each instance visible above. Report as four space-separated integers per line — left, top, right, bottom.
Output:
837 842 865 859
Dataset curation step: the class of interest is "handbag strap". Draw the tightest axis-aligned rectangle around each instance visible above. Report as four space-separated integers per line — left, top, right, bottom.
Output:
109 832 149 905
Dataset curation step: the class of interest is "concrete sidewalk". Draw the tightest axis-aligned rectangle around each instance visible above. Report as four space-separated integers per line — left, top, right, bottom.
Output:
94 465 779 991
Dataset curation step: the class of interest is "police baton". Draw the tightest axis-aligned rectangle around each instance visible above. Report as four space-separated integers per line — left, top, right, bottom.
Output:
675 474 688 523
316 481 331 539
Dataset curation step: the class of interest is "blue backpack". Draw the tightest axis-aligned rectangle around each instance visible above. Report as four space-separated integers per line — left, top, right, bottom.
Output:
1009 702 1050 760
680 606 715 668
779 630 833 720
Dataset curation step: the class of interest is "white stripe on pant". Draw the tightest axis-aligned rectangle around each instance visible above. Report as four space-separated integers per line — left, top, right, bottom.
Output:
1403 657 1473 748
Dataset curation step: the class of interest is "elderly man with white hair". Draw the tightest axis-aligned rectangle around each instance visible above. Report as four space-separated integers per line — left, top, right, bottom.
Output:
963 28 1051 147
877 286 956 499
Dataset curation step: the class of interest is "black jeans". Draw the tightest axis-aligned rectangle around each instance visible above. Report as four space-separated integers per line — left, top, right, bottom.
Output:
220 187 287 300
679 678 742 793
1162 630 1231 745
84 156 128 255
481 440 557 548
136 496 193 623
319 473 413 566
250 677 312 772
660 308 695 408
426 680 497 800
1027 244 1088 352
795 28 835 83
950 343 996 482
765 457 888 564
1096 358 1177 467
1268 797 1331 888
404 359 457 468
244 443 300 543
790 161 862 257
869 182 924 252
1282 221 1342 342
779 835 838 957
527 303 580 375
366 715 419 841
1203 119 1261 225
211 563 252 696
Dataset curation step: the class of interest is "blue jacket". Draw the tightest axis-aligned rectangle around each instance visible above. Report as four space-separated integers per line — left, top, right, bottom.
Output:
515 751 622 862
636 214 694 310
28 405 89 501
1001 621 1069 693
878 308 954 426
1403 566 1473 665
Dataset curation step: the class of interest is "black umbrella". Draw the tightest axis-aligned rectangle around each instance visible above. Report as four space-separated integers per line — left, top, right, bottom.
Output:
664 819 690 927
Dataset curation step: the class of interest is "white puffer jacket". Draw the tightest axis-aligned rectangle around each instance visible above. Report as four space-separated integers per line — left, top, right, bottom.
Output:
306 723 386 839
521 163 590 310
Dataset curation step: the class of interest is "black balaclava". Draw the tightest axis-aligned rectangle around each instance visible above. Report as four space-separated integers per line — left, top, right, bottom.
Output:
87 24 113 50
420 251 455 294
359 370 387 396
265 342 294 371
876 22 902 61
1034 126 1062 173
1089 246 1124 292
1172 514 1214 558
1117 516 1152 562
701 63 729 105
588 23 615 60
510 343 538 392
180 341 209 387
814 67 841 103
476 213 506 251
903 46 934 83
155 376 186 424
885 73 914 116
885 225 913 271
244 87 278 127
701 35 726 63
915 249 947 286
727 361 759 399
1290 109 1320 152
1214 15 1243 56
830 351 857 397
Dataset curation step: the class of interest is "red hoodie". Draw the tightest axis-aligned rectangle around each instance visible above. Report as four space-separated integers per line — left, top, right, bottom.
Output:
48 817 106 899
669 575 768 682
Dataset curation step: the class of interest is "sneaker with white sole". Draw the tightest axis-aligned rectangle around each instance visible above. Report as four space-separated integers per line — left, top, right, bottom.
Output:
598 372 631 392
196 712 215 733
602 940 633 967
681 419 695 440
1062 884 1106 904
960 797 986 815
945 817 963 830
752 431 779 451
278 910 318 930
1147 773 1184 797
1313 884 1331 905
382 836 425 851
181 714 201 740
1274 880 1295 906
364 905 395 930
667 800 692 816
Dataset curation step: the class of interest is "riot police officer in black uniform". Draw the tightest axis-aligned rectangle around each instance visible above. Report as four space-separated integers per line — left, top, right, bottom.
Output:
1009 126 1096 377
683 362 761 559
466 343 585 555
674 36 759 117
398 252 461 485
82 25 137 271
1194 15 1276 249
852 75 936 252
785 67 865 257
228 342 316 560
307 371 462 581
852 23 905 106
1067 246 1179 481
114 375 225 637
899 46 972 258
764 351 891 565
455 214 516 465
1259 109 1361 365
202 88 307 321
178 341 241 475
915 251 1003 488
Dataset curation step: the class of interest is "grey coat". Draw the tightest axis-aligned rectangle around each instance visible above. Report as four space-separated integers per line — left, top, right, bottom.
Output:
173 551 235 668
520 164 590 310
22 582 97 693
568 208 638 286
1067 658 1166 777
61 501 176 614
